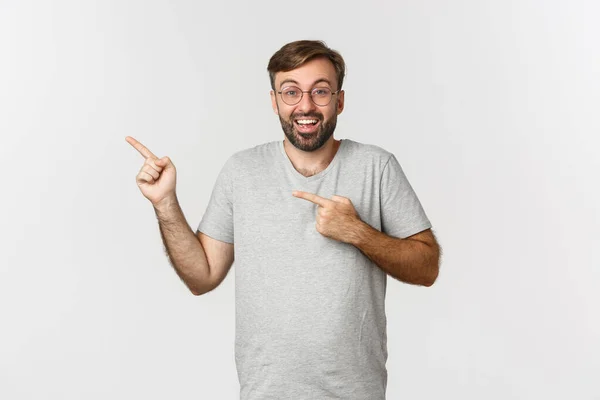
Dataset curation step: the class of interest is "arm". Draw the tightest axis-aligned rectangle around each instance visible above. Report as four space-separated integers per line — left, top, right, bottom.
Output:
291 191 440 286
125 136 234 295
154 194 234 296
351 225 440 287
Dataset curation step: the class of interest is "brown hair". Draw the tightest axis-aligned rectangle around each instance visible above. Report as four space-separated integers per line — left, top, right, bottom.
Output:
267 40 346 91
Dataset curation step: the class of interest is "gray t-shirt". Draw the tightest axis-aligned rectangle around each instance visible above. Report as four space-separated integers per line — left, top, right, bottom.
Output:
197 138 431 400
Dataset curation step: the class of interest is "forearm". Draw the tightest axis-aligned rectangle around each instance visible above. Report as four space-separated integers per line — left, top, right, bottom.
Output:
153 195 212 295
350 222 439 286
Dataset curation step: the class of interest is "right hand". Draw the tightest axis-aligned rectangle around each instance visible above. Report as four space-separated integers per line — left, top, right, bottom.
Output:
126 136 177 207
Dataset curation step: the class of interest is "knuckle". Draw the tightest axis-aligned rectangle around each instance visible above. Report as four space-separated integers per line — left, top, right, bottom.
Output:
146 159 157 169
145 165 160 178
140 172 153 183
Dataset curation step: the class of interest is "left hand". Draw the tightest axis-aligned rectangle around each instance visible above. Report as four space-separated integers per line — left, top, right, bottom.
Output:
292 190 362 243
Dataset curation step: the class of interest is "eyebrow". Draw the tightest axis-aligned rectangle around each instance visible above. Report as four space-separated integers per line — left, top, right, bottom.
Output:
279 78 333 89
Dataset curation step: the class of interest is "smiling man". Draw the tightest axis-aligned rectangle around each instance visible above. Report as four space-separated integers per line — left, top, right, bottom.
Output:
128 39 440 400
201 40 439 399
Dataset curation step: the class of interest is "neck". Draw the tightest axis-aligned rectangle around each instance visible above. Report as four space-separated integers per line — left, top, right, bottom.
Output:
283 137 341 177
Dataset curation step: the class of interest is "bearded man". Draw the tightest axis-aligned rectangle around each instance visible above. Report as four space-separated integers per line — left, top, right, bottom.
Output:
128 39 440 400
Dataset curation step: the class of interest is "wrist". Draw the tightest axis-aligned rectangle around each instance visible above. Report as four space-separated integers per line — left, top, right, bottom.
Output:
153 193 178 212
348 219 371 247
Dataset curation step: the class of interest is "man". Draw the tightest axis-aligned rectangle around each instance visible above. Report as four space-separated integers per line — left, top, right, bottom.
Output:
127 40 440 400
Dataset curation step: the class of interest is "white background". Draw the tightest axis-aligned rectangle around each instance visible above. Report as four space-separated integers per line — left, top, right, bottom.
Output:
1 0 598 399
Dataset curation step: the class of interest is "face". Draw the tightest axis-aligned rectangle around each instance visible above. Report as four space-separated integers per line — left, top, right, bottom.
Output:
270 57 345 152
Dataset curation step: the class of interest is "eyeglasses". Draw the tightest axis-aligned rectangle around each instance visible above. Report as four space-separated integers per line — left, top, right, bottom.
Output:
277 86 339 106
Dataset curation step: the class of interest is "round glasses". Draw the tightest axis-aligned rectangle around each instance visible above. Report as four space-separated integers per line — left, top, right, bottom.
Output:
277 86 339 106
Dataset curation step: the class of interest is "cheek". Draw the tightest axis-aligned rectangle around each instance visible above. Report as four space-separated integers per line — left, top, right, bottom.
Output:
323 107 337 121
278 105 295 120
281 111 294 122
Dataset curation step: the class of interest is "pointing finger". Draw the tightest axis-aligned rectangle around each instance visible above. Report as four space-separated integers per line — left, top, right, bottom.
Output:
126 136 158 160
331 195 350 203
292 191 332 207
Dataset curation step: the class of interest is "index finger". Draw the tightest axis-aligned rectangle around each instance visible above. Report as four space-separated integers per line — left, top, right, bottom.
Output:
292 190 332 207
125 136 157 160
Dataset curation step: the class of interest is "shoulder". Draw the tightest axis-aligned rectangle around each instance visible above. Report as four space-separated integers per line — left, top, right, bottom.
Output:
220 140 280 173
342 138 394 166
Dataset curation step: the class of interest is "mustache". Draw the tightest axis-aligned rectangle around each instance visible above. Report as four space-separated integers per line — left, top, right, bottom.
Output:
290 112 323 120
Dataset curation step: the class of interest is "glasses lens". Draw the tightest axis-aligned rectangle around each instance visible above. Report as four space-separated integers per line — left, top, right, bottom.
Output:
311 87 332 106
281 86 302 105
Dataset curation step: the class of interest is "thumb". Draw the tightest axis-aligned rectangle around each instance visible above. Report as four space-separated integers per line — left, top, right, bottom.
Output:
155 156 169 165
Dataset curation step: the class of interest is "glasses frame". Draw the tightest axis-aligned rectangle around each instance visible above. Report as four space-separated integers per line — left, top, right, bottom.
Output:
276 86 340 106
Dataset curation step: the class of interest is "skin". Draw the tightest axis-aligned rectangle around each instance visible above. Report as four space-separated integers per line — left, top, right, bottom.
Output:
270 57 345 177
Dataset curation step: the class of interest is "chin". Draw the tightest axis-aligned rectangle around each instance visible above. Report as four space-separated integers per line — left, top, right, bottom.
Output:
289 132 328 152
280 116 337 152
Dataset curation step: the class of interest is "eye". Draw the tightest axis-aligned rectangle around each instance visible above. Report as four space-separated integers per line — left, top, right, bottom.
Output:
285 90 298 96
313 88 331 96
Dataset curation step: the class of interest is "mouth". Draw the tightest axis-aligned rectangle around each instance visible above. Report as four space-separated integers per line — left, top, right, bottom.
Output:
293 118 320 135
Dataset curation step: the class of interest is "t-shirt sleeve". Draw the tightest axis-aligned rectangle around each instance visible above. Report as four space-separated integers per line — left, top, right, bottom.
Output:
379 154 432 239
196 157 235 244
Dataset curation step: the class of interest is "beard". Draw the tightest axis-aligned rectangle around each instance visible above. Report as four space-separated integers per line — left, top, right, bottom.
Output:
278 110 338 152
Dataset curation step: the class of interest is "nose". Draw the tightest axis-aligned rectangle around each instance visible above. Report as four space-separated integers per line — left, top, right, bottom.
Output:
296 91 317 114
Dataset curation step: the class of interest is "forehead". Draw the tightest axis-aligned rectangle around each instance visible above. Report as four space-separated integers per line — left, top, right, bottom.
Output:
275 57 337 88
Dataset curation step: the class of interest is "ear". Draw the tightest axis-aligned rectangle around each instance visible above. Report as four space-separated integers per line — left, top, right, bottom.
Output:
270 90 279 115
336 89 345 115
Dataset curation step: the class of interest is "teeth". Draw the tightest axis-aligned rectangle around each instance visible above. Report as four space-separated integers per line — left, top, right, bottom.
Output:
296 119 318 125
